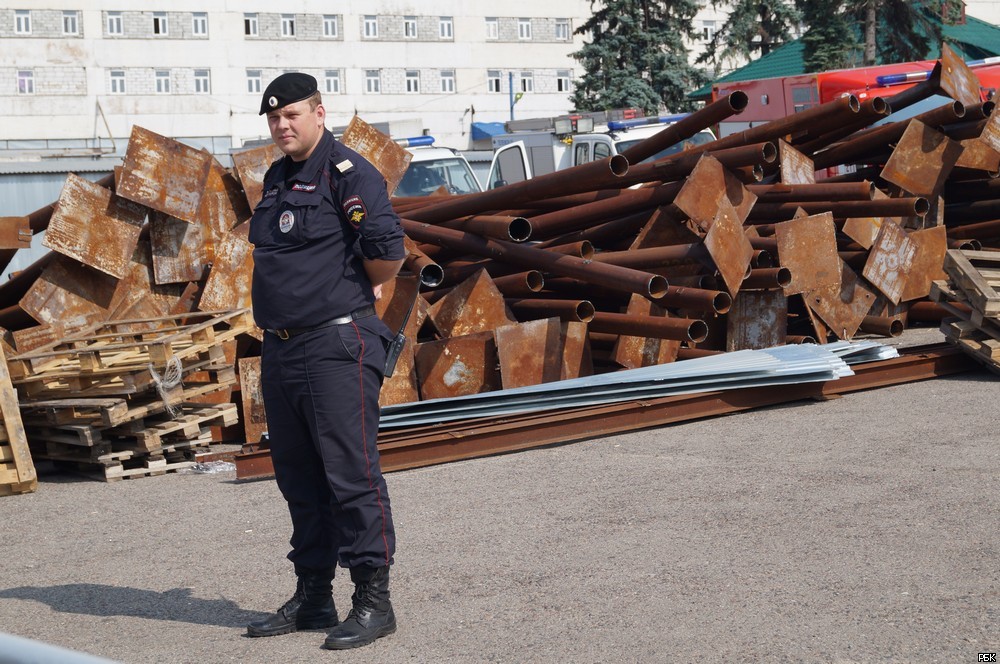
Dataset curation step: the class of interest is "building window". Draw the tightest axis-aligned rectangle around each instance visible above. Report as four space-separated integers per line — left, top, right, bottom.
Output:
403 16 417 38
518 19 532 40
152 12 168 36
247 69 261 93
439 16 453 39
194 69 211 94
363 15 378 38
323 15 338 38
701 20 716 41
15 10 31 35
405 70 420 93
193 13 208 36
485 17 498 40
520 71 534 93
63 11 79 35
17 70 34 95
244 13 258 36
487 69 501 93
365 69 380 93
324 70 341 94
110 70 126 94
557 69 572 92
281 14 295 37
555 19 570 41
155 70 170 94
107 11 123 35
440 70 455 93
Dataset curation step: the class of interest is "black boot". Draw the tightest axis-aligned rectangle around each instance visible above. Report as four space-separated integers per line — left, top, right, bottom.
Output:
322 566 396 649
246 567 338 637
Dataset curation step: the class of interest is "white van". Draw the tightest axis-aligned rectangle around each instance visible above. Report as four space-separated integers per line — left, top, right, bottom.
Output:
394 136 483 197
486 115 716 189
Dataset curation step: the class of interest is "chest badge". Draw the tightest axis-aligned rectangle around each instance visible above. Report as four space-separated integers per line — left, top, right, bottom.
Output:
279 210 295 233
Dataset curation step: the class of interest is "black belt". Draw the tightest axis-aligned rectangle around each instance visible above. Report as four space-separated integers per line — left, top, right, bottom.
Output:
266 305 376 340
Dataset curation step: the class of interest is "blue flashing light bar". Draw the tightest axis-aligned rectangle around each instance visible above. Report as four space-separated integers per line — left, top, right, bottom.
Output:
607 113 689 131
395 136 435 148
876 56 1000 87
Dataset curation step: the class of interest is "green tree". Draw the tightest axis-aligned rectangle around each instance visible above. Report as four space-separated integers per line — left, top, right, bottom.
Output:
696 0 802 73
572 0 708 113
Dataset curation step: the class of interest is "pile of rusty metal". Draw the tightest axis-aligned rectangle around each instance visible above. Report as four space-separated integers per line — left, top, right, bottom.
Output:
2 43 999 487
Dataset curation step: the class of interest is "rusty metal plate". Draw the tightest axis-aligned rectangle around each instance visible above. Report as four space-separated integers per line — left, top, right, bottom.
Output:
42 173 146 279
804 260 877 340
106 239 186 322
0 217 31 249
842 188 893 249
238 357 267 445
427 269 516 337
956 137 1000 172
611 295 680 369
862 221 918 305
704 197 754 297
376 276 423 407
726 290 788 351
779 140 816 184
200 232 254 313
339 116 412 196
939 42 984 108
981 105 1000 153
117 125 213 223
495 318 591 388
11 325 60 353
20 255 118 331
232 143 284 210
150 211 206 285
880 120 963 197
414 331 500 400
775 212 840 296
630 206 702 249
672 155 757 232
899 225 948 302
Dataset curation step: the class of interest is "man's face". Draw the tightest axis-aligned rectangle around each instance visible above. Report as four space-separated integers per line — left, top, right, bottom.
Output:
266 98 326 161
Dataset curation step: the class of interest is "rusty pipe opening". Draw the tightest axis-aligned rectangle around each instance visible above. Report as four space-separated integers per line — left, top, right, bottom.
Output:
786 335 817 344
418 263 444 288
576 300 596 322
847 95 861 112
713 292 733 315
647 275 669 299
525 270 545 292
687 320 709 343
870 96 889 115
507 217 532 242
860 315 903 338
751 249 776 269
728 89 750 113
983 100 995 117
914 197 931 216
609 154 629 177
579 240 595 260
761 142 778 163
750 164 764 181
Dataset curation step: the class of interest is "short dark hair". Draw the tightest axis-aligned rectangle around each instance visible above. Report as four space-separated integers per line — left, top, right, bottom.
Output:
306 91 322 110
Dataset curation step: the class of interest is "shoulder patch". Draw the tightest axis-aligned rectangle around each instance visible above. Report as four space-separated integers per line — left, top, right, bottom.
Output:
263 187 279 198
336 159 354 173
342 194 367 227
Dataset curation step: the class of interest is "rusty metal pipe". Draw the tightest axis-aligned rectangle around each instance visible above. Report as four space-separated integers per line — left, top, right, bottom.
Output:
441 239 595 285
947 217 1000 242
945 177 1000 200
620 91 749 164
591 243 713 270
948 238 982 251
440 215 533 242
742 268 792 290
403 237 444 288
793 97 892 154
944 200 1000 224
506 298 595 323
534 210 655 250
404 156 629 224
907 301 965 322
786 335 818 344
589 311 708 343
751 249 775 269
655 286 732 314
677 346 723 359
748 181 876 203
860 315 904 337
748 197 929 221
528 182 684 239
402 220 668 298
492 271 545 297
619 142 777 187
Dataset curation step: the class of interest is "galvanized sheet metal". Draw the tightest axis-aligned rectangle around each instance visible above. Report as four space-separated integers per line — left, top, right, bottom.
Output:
775 212 841 296
414 331 501 400
495 318 591 388
42 174 146 279
880 120 964 197
805 260 877 340
863 221 918 304
117 126 212 223
339 116 412 196
726 289 788 351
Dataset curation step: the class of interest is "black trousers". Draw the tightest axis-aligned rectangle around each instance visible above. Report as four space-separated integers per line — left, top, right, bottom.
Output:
262 315 395 571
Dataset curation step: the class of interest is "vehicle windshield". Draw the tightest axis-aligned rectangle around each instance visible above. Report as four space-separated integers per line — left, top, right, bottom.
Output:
394 158 483 197
615 130 716 164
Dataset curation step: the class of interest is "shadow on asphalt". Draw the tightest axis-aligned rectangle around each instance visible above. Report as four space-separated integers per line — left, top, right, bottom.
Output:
0 585 268 627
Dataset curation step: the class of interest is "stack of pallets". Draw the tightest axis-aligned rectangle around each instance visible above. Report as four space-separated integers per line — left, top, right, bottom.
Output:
8 309 251 481
0 344 36 495
931 249 1000 374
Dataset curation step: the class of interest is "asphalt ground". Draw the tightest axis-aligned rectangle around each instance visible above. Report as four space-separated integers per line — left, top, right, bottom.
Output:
0 331 997 663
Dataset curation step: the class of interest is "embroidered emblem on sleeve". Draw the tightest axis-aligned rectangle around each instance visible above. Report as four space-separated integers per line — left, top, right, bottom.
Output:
342 194 367 227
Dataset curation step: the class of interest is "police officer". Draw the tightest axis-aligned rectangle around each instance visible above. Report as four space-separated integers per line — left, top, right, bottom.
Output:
244 72 405 650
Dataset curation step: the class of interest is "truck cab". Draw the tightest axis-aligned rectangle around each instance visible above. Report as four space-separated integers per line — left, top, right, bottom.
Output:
394 136 483 197
486 113 716 189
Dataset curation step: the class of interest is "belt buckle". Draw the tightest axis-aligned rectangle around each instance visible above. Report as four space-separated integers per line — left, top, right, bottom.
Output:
276 329 290 340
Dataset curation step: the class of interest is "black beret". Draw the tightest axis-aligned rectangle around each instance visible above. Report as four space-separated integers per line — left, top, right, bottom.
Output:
259 72 318 115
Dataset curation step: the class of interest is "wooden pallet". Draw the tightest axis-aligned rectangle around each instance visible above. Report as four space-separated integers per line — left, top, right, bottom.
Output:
0 344 36 496
928 280 1000 339
53 454 197 482
940 316 1000 376
942 249 1000 318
